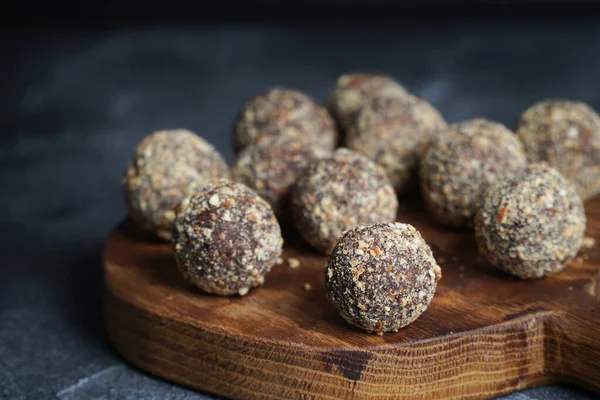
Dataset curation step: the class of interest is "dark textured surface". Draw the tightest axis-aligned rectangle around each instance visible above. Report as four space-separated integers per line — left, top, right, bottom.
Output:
1 18 600 399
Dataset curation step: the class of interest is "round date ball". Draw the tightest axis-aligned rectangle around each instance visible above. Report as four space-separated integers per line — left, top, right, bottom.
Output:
475 163 586 279
234 87 337 153
231 135 330 217
346 96 447 193
124 129 229 240
516 99 600 200
291 148 398 254
327 73 409 132
325 223 442 335
173 180 283 296
420 119 527 228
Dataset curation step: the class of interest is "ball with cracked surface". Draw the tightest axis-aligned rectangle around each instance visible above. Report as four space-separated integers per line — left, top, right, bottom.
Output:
516 99 600 200
173 180 283 296
475 163 586 279
291 148 398 254
419 118 527 229
124 129 229 240
325 222 442 335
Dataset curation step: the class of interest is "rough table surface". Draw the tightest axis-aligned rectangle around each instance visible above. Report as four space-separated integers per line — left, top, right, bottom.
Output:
2 16 600 400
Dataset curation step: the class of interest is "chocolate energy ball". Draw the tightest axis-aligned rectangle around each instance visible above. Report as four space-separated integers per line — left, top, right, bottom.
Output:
346 96 447 193
325 223 442 335
231 135 330 217
327 73 410 132
420 119 527 229
173 180 283 296
475 163 586 279
234 87 337 153
124 129 229 240
291 148 398 254
516 99 600 200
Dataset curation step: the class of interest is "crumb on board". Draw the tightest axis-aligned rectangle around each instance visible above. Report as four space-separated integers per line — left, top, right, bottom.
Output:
438 257 446 263
459 265 465 271
452 256 458 262
568 286 574 291
304 283 312 291
582 237 596 249
275 257 284 265
288 257 301 269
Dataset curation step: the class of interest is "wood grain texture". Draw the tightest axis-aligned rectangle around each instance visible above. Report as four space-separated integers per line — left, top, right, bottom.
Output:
104 197 600 400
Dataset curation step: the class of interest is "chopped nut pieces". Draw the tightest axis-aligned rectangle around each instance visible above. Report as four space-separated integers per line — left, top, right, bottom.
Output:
291 148 398 254
288 258 301 269
325 222 441 335
124 129 229 240
173 180 283 296
475 163 586 279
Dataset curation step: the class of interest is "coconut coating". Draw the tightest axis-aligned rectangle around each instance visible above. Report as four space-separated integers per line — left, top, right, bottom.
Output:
172 180 283 296
234 87 337 153
346 96 447 193
325 223 442 335
516 99 600 200
124 129 229 240
475 163 585 279
291 148 398 254
420 119 527 228
231 136 330 217
327 73 410 132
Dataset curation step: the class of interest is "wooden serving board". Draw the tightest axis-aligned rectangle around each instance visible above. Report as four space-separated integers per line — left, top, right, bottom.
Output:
104 197 600 400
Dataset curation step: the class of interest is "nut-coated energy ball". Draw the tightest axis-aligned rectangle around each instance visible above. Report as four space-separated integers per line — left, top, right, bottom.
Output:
325 223 442 335
420 119 527 228
231 136 330 217
124 129 229 240
475 163 586 279
516 99 600 200
173 180 283 296
346 96 447 193
291 148 398 254
327 73 409 132
233 87 337 153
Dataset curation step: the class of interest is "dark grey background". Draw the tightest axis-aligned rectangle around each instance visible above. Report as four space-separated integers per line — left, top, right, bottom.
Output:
2 11 600 400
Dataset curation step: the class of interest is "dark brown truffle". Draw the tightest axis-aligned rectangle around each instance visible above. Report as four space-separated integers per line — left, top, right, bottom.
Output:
346 96 447 193
326 73 410 132
419 119 527 228
234 87 337 153
231 135 330 217
172 180 283 296
475 163 586 279
291 148 398 254
325 222 441 335
124 129 229 240
516 99 600 200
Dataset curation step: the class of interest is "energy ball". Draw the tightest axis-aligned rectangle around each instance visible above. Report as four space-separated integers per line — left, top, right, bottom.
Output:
516 99 600 200
475 163 586 279
327 73 409 132
291 148 398 254
231 135 330 217
173 180 283 296
325 223 442 335
233 87 337 153
124 129 229 240
420 119 527 229
346 96 447 193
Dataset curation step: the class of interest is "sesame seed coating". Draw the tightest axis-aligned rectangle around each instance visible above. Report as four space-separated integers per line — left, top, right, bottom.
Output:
516 99 600 200
291 148 398 254
419 119 527 228
326 73 410 132
475 163 586 279
124 129 229 240
346 96 447 193
173 180 283 296
325 223 441 335
233 87 337 153
231 136 330 218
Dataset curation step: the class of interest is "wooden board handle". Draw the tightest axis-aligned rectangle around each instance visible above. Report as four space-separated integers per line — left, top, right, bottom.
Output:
552 296 600 391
